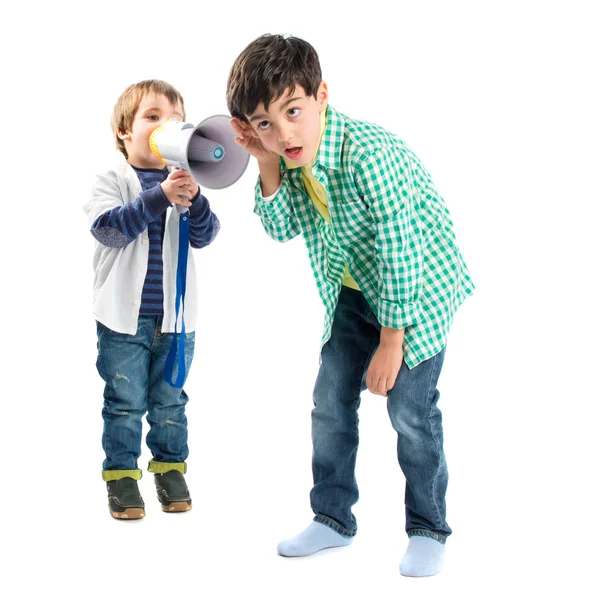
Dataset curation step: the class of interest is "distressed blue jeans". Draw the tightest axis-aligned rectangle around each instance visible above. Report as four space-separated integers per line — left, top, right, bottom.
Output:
311 286 452 543
96 316 195 472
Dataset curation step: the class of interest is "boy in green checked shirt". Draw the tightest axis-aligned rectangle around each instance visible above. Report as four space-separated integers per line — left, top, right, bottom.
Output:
227 34 474 577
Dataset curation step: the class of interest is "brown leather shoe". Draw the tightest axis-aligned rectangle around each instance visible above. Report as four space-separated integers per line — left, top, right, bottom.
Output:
154 470 192 512
107 478 145 519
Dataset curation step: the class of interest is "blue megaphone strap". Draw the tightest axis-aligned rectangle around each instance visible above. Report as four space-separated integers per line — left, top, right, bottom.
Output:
164 212 189 388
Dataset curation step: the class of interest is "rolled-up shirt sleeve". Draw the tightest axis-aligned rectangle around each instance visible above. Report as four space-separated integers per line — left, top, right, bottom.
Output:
355 147 424 329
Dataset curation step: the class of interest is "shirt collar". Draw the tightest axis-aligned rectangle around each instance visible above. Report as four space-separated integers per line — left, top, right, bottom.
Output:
315 105 343 171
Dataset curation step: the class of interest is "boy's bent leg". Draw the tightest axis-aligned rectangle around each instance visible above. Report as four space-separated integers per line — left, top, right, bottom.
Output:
96 320 152 474
309 288 379 539
280 289 376 557
386 346 451 575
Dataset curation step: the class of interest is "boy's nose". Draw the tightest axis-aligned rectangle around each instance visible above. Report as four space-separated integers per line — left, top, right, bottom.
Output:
277 126 293 143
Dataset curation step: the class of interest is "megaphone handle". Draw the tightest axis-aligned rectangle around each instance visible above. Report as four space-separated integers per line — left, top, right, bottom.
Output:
172 167 194 205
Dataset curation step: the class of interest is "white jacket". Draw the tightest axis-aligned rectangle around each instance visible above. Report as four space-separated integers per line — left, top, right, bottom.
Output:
84 162 197 334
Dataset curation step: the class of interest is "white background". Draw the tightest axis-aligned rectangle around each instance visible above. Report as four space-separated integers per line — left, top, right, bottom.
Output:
1 1 598 598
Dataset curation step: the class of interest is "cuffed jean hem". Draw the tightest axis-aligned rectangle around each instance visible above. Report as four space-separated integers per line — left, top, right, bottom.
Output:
147 460 187 474
313 515 357 538
407 528 449 544
102 469 142 482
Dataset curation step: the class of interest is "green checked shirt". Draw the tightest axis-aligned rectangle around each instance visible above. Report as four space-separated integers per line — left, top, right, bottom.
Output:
254 105 475 369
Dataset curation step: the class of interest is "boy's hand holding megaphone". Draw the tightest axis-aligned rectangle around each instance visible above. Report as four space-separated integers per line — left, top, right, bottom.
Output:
160 170 198 208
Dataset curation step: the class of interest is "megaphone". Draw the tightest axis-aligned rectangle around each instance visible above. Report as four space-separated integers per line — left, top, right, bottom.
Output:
149 115 249 190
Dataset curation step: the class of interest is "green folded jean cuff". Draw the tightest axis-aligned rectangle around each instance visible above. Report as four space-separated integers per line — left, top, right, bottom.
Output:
102 469 142 482
147 461 187 474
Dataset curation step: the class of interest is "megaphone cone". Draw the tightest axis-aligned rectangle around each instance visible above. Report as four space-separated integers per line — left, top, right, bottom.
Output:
149 116 249 190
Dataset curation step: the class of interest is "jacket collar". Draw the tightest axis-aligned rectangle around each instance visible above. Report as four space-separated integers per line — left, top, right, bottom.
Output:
116 159 142 196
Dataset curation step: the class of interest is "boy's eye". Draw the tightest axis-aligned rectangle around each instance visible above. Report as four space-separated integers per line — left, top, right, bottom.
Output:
288 108 300 118
258 120 271 131
148 115 159 121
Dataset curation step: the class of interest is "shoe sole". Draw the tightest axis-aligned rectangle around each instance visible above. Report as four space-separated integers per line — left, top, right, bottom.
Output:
159 499 192 512
109 506 145 519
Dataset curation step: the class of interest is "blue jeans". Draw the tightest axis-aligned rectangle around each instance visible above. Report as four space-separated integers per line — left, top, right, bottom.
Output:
96 316 195 472
311 287 451 543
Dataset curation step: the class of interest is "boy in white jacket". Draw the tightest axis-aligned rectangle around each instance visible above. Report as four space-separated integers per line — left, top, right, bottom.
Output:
85 80 219 519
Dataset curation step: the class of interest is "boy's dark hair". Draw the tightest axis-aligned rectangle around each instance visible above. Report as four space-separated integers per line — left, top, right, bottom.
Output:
226 34 322 122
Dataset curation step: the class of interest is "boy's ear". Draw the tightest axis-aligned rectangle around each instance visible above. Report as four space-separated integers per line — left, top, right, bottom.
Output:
117 129 131 142
317 81 329 109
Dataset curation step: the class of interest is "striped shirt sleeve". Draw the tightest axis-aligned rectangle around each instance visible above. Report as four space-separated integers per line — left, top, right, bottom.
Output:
90 185 170 248
188 191 220 248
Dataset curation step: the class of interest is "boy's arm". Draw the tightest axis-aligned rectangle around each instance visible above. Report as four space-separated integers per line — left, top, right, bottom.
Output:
188 190 220 248
356 147 424 332
86 173 170 248
356 147 426 396
253 158 301 243
229 118 301 242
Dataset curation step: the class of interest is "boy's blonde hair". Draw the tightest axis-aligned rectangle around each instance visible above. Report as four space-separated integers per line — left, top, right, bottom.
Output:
111 80 186 158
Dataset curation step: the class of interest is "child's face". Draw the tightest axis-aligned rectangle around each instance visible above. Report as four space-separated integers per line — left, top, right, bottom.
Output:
247 82 328 167
120 93 184 168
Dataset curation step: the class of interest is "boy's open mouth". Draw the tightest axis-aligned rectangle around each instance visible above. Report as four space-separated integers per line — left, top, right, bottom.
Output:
284 146 303 160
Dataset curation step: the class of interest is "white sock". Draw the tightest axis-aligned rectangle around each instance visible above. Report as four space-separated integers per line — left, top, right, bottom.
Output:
277 521 353 557
399 536 446 577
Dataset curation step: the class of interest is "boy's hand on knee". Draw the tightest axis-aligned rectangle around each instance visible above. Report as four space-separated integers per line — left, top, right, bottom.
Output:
366 327 405 396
